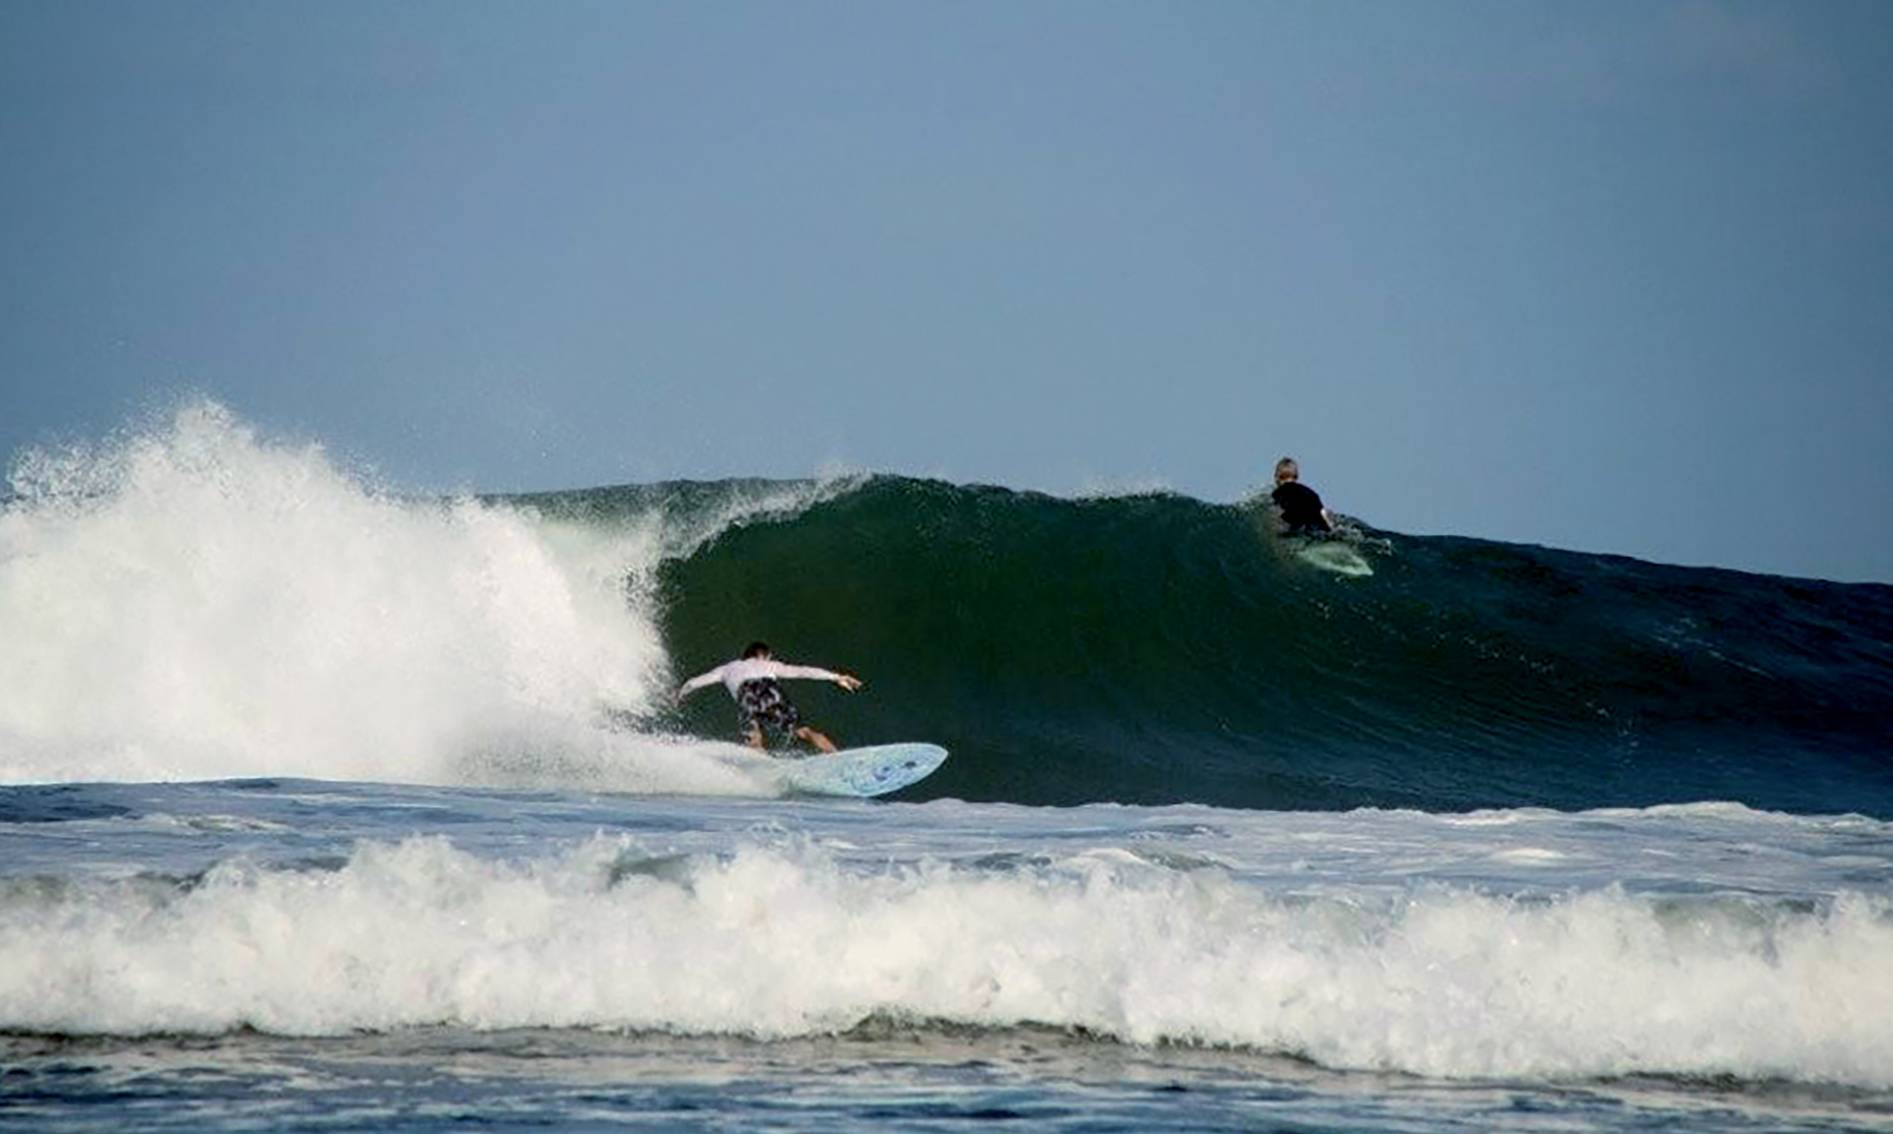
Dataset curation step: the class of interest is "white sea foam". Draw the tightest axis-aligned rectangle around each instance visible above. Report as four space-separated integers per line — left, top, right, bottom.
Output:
0 402 837 789
0 834 1887 1085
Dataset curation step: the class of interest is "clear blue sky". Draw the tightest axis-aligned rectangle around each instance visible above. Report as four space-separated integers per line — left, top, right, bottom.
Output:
4 1 1890 582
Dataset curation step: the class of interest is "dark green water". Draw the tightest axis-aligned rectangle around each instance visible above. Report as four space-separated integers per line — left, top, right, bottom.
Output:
524 476 1893 815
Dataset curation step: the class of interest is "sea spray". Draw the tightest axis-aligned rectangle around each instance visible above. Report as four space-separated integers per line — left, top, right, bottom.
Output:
0 403 840 789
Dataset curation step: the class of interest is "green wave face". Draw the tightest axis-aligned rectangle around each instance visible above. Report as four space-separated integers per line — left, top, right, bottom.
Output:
631 477 1893 814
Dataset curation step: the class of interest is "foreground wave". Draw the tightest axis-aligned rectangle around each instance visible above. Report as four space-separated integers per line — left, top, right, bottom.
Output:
3 784 1890 1088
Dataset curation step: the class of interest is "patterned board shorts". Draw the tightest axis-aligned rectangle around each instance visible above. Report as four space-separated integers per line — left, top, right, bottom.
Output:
736 678 801 738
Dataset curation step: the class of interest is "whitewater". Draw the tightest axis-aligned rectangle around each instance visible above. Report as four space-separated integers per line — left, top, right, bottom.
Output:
4 404 1891 1133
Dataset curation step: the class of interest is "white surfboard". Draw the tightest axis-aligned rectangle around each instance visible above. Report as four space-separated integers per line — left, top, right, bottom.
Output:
1290 537 1374 577
774 743 948 798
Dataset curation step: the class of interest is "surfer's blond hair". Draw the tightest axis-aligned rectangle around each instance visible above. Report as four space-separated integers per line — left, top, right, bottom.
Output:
1274 457 1300 484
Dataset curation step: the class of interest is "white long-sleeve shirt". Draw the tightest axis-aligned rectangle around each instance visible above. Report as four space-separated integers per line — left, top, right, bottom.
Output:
679 658 843 700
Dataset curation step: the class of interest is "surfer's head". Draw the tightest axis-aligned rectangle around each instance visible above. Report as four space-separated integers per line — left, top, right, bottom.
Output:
742 641 772 660
1274 457 1300 484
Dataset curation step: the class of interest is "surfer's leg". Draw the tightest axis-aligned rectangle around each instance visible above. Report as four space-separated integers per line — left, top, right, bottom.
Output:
738 679 789 750
794 726 839 754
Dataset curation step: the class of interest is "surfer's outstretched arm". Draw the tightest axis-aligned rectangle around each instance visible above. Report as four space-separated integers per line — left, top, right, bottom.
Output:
676 665 726 701
772 663 863 692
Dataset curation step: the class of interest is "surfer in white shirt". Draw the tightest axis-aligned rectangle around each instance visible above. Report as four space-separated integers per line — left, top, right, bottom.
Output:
677 641 863 753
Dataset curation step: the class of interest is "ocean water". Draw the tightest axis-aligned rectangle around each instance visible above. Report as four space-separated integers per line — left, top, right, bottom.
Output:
3 404 1891 1132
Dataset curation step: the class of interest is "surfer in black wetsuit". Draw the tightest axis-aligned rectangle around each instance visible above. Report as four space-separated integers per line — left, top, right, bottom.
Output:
1270 457 1333 536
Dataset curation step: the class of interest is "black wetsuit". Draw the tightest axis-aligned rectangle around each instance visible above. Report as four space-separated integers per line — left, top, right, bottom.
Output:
1271 481 1332 535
